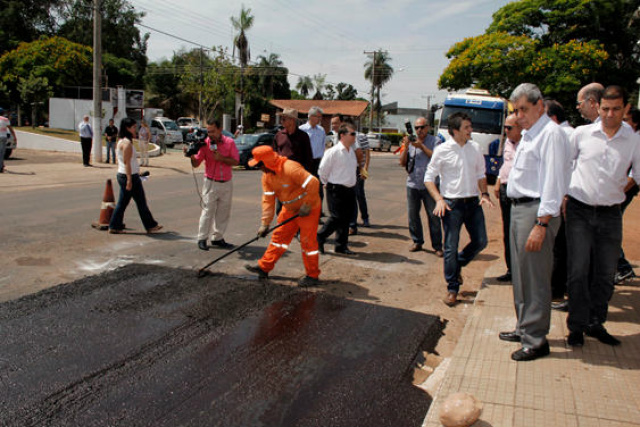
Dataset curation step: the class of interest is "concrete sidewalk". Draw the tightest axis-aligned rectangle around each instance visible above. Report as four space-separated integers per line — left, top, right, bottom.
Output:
423 262 640 427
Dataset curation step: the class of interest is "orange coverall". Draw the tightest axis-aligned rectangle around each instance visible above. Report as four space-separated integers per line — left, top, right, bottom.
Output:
258 157 322 278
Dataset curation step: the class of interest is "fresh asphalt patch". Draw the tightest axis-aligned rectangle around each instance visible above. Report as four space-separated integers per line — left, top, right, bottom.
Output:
0 264 443 427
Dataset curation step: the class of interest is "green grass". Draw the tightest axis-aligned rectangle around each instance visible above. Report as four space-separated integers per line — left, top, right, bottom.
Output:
16 126 79 142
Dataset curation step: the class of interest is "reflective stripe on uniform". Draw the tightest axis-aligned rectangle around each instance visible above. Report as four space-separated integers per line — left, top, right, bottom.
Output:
304 250 319 256
270 242 289 249
281 192 307 205
301 175 313 189
264 191 276 196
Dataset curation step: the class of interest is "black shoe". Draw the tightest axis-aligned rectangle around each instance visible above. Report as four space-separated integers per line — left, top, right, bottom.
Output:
614 269 636 284
198 240 209 251
567 331 584 347
335 248 355 255
499 330 521 342
211 239 234 249
348 228 357 235
551 300 569 312
496 272 512 282
244 264 268 279
317 239 325 254
298 276 320 288
362 219 371 227
511 341 550 361
586 323 620 346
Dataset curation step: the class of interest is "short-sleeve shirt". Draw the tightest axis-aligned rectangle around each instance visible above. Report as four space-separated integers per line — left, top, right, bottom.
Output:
193 134 239 182
406 134 439 189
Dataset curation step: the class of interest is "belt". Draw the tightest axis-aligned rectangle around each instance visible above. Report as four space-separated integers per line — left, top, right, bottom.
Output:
445 196 478 203
510 197 540 205
326 182 354 189
567 196 620 212
205 177 228 183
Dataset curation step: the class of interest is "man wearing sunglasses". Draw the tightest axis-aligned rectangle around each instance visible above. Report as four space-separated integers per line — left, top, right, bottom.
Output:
399 117 443 256
317 122 359 255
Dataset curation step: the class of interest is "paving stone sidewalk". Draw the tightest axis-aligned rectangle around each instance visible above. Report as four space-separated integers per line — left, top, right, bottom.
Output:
424 263 640 427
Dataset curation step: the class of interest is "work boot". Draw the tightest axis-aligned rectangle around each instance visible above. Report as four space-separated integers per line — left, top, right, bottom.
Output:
245 264 268 279
298 276 320 288
198 240 209 251
444 291 458 306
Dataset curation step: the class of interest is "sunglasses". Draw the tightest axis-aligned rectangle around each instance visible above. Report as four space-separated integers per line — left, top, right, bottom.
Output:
415 125 427 130
348 132 357 136
504 125 514 131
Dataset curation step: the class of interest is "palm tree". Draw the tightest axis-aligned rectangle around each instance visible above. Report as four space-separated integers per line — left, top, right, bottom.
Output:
256 53 283 98
364 50 394 129
230 5 254 126
312 73 326 100
296 75 313 98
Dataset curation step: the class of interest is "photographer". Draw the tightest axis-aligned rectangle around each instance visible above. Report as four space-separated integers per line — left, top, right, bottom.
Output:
185 119 239 251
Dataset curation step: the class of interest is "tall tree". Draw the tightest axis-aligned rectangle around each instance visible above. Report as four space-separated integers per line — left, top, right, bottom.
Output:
230 5 254 68
255 53 284 99
312 73 326 100
364 50 394 128
335 82 358 100
0 0 61 55
296 75 313 98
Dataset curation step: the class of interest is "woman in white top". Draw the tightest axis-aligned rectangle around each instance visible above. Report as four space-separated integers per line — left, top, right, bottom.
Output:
108 117 162 234
138 121 151 166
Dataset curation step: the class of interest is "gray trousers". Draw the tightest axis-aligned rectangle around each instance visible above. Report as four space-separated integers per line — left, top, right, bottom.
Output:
510 202 560 348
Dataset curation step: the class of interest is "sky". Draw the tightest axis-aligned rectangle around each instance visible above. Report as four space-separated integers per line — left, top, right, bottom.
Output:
128 0 513 109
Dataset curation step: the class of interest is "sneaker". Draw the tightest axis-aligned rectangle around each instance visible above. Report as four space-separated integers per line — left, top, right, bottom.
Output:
614 269 636 284
211 239 234 249
245 264 268 279
298 276 320 288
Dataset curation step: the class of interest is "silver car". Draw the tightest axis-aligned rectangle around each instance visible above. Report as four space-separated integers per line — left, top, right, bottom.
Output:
367 133 392 152
4 131 16 159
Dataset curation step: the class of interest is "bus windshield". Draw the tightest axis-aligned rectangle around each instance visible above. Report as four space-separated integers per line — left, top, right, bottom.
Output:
440 106 504 135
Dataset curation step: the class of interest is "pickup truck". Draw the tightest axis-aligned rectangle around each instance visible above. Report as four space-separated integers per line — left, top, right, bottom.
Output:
177 117 200 142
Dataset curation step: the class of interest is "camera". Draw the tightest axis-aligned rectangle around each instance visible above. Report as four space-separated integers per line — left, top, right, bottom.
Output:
405 119 416 142
184 128 208 157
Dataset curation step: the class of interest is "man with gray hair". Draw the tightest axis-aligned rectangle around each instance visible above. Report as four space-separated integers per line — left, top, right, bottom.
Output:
576 82 604 123
300 106 327 215
498 83 570 361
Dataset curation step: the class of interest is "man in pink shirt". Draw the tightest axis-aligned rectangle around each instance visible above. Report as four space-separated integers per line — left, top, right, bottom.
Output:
493 114 521 282
187 119 240 251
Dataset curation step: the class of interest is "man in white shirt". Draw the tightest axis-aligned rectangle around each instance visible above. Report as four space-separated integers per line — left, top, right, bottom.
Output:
498 83 570 362
78 115 93 167
300 106 327 218
576 83 604 124
425 112 493 307
317 122 358 255
565 85 640 348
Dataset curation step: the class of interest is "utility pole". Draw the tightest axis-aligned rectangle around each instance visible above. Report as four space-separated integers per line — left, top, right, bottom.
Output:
364 50 376 130
199 48 203 125
92 0 102 163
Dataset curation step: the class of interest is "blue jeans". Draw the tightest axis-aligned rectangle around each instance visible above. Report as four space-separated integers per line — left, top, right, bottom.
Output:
566 197 621 332
350 176 369 229
106 140 116 163
407 186 442 251
442 197 488 293
109 173 158 231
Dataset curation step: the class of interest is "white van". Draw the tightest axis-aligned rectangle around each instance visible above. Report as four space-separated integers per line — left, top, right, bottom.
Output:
150 117 183 147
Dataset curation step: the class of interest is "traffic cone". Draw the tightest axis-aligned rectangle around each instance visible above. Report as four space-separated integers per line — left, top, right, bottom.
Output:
91 179 116 230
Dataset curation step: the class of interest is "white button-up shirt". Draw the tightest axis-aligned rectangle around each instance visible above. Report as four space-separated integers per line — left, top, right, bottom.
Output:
424 139 485 198
506 114 570 217
568 122 640 206
299 122 326 160
318 141 357 187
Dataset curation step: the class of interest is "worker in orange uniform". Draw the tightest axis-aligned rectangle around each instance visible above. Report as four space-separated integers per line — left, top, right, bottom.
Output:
244 145 322 287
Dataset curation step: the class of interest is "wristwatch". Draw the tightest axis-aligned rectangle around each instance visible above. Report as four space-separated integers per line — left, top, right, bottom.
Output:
481 192 490 198
535 219 548 227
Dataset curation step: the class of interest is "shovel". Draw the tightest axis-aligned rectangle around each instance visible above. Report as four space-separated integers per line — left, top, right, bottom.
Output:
197 214 300 278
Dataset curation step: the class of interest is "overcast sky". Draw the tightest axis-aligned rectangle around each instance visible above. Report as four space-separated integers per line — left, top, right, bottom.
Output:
129 0 512 108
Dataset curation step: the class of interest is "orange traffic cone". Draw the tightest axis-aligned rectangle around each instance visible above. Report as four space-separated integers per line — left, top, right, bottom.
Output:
91 179 116 230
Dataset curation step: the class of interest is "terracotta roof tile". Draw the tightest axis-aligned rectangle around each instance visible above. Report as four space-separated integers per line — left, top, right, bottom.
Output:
269 100 369 118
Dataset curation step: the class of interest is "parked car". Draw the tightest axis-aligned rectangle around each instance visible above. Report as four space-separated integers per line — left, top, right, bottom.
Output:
149 117 183 147
177 117 200 141
366 133 392 151
4 131 16 159
234 133 275 169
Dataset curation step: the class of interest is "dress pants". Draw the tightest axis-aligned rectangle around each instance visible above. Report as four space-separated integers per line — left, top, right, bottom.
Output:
317 183 356 251
565 197 621 332
350 176 369 229
198 179 233 241
498 184 512 273
80 137 92 166
510 201 559 349
259 206 321 278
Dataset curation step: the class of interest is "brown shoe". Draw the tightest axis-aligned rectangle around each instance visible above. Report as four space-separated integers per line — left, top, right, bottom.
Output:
146 225 163 234
435 250 444 257
444 291 458 306
409 243 422 252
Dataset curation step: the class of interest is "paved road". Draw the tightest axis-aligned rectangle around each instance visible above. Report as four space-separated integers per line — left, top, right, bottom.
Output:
1 144 448 426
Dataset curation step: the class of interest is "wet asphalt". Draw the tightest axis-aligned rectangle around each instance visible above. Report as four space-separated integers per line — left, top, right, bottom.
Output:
0 264 443 427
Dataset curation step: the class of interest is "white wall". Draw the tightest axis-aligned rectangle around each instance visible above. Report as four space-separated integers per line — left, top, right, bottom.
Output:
49 98 114 132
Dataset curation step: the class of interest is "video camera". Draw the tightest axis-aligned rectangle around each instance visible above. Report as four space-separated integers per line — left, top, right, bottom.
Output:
405 119 416 142
184 128 208 157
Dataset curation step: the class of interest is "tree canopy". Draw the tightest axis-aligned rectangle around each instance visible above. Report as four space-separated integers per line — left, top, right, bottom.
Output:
439 0 640 107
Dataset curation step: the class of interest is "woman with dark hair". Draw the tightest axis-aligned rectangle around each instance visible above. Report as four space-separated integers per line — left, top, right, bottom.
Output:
109 117 163 234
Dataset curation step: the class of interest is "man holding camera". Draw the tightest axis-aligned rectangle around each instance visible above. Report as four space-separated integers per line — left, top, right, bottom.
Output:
244 145 321 287
399 116 443 255
186 119 239 251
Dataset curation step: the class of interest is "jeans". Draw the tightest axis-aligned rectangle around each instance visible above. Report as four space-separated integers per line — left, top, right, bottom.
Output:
0 137 6 170
106 140 116 164
566 197 621 332
407 186 442 251
109 173 159 231
350 176 369 229
442 197 488 293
